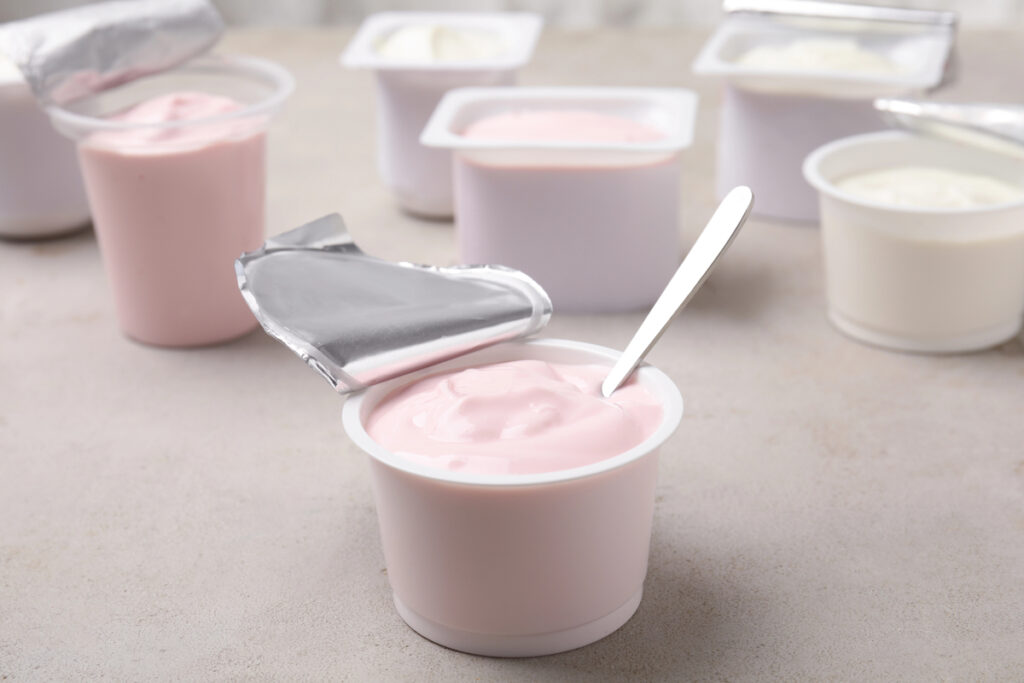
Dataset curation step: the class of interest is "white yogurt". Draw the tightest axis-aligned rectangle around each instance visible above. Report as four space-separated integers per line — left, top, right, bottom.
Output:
375 24 507 62
837 166 1024 209
735 38 899 74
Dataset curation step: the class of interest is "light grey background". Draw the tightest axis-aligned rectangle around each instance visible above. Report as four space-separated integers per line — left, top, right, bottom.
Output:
1 0 1021 27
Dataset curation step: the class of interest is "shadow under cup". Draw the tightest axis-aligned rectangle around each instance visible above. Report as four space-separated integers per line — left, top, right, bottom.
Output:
46 55 294 347
342 338 684 657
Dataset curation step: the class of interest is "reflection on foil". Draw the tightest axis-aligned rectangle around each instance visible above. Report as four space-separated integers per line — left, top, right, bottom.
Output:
0 0 223 105
235 214 552 394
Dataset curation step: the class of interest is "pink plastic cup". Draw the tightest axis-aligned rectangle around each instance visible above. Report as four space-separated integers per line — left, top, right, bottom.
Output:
47 55 293 347
342 338 683 657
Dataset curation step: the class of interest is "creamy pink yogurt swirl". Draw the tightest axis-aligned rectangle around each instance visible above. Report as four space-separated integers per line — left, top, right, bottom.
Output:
366 359 663 476
86 91 259 151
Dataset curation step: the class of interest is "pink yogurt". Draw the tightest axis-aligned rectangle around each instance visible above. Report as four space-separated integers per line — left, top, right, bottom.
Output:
366 359 663 475
75 91 268 346
462 109 667 143
451 108 683 313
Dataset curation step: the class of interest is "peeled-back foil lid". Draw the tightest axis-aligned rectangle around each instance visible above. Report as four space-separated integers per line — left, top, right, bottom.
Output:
235 214 553 394
0 0 223 105
875 97 1024 159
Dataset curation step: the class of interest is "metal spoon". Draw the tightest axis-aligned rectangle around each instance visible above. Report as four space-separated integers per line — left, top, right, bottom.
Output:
601 186 754 398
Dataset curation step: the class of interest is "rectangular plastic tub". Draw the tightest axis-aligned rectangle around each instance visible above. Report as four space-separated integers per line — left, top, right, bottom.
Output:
693 13 955 222
421 87 698 313
341 12 542 218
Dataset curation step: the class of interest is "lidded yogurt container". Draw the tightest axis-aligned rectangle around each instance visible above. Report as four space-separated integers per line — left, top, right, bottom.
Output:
341 12 543 218
803 130 1024 352
0 53 89 239
235 214 684 656
1 0 294 347
421 87 698 313
692 3 956 222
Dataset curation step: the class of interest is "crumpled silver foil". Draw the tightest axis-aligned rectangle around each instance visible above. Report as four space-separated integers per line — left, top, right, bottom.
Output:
0 0 223 105
235 214 553 394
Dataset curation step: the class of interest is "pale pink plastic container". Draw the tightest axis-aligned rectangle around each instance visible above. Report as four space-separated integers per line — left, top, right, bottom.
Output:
342 338 683 657
421 87 698 313
341 12 542 218
47 55 293 347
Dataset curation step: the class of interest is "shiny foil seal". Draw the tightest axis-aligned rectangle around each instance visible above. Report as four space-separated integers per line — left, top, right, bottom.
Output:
0 0 223 105
235 214 553 394
875 98 1024 159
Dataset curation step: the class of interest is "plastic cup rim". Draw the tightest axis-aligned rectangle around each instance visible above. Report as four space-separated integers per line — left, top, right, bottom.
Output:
802 130 1024 216
44 53 295 135
341 338 684 488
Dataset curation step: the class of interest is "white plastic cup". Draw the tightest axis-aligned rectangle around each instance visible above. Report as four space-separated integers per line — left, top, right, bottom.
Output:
717 86 885 222
341 12 542 218
421 87 698 313
692 15 955 223
804 130 1024 352
0 69 90 239
342 338 683 657
47 55 294 347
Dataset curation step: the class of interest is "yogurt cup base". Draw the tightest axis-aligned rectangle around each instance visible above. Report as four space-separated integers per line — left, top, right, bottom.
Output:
394 588 642 658
0 214 90 241
828 309 1022 354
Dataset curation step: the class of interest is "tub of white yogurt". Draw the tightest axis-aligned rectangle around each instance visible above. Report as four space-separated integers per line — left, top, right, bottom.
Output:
341 12 542 218
693 12 955 222
804 130 1024 352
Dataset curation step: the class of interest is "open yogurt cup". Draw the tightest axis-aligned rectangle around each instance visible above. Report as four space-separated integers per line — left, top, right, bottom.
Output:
421 87 698 313
47 55 294 347
342 338 683 657
693 14 954 222
803 130 1024 352
341 12 542 218
0 57 90 239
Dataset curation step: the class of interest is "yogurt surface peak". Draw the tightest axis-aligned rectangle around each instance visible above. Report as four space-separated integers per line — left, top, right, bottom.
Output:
87 91 252 151
735 38 898 74
366 360 663 476
463 109 665 144
836 166 1024 209
375 24 507 62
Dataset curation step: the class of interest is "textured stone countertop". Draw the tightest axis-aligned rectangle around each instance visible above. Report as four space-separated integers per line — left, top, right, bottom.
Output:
2 26 1023 681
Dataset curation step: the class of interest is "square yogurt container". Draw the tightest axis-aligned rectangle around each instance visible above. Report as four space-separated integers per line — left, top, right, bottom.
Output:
693 13 954 222
421 87 698 313
341 12 542 218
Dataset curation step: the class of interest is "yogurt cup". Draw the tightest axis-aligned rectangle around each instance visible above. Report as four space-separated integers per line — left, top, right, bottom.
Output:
342 338 683 657
47 55 293 347
0 59 90 239
693 15 954 222
803 130 1024 352
341 12 542 218
421 87 698 313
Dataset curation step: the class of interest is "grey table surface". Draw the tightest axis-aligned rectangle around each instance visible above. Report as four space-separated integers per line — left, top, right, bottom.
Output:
2 26 1023 681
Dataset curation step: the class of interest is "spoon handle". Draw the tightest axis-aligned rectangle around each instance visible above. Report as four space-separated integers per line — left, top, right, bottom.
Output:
601 186 754 398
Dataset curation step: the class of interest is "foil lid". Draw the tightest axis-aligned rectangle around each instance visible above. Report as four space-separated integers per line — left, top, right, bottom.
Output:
235 214 552 394
0 0 223 105
875 97 1024 159
723 0 956 28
